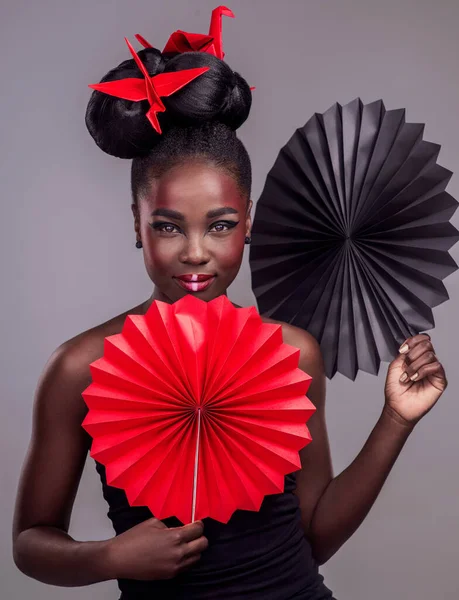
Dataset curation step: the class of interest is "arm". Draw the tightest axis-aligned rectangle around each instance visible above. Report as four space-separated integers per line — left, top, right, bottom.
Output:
291 329 447 566
13 335 208 587
12 340 115 586
304 404 412 565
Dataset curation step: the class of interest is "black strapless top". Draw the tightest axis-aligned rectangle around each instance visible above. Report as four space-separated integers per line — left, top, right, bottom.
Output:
95 461 336 599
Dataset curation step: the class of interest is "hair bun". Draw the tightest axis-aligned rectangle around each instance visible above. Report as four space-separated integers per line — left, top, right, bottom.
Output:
219 70 253 130
85 48 166 159
85 50 252 159
162 53 252 130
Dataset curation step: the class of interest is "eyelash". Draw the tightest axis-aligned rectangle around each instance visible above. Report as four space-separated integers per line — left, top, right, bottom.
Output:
150 220 239 234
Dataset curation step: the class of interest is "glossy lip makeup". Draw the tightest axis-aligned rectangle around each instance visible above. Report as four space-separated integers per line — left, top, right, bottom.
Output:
174 273 216 292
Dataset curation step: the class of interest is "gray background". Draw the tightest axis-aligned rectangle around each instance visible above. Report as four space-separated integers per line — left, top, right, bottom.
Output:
2 0 459 598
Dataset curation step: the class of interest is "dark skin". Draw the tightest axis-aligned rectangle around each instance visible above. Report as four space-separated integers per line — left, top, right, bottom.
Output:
12 159 448 587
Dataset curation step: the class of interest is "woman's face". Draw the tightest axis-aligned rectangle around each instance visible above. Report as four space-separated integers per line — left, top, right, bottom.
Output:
133 160 252 303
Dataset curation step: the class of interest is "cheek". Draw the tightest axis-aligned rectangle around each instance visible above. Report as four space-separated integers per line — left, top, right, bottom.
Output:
214 237 245 270
144 241 177 273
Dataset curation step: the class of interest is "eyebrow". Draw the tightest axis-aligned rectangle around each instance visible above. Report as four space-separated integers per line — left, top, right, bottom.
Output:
151 206 239 220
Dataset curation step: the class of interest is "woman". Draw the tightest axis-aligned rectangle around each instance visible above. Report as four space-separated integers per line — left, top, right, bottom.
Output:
12 32 447 600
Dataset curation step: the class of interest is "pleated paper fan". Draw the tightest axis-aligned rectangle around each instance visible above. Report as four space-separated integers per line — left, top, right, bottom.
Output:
82 294 315 525
249 98 459 380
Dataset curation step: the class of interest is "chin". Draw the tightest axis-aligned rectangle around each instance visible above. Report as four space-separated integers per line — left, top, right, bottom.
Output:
160 286 214 304
185 286 229 303
184 288 222 302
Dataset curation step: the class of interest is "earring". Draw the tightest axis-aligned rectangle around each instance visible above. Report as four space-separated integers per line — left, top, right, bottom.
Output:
244 236 252 245
135 240 143 249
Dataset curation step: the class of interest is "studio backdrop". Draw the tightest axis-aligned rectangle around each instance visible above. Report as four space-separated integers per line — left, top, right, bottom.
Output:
1 1 459 599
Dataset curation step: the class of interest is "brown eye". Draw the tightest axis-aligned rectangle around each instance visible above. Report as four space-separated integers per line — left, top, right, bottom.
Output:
150 222 181 234
209 220 239 233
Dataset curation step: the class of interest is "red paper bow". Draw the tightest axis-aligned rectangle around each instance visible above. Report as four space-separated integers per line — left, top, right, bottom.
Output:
88 38 209 134
135 5 234 60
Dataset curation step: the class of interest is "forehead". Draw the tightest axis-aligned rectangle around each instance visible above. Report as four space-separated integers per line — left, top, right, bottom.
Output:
144 161 245 215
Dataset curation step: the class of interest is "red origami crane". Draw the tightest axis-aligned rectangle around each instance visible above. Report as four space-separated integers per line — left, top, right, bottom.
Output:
136 5 234 60
135 6 255 91
88 37 209 133
82 295 315 525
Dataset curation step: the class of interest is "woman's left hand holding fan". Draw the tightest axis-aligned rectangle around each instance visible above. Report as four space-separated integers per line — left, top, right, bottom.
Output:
384 334 448 427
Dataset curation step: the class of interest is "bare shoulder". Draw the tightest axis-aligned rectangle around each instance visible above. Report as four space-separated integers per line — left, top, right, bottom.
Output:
261 316 323 369
57 303 140 366
39 301 146 413
260 316 326 410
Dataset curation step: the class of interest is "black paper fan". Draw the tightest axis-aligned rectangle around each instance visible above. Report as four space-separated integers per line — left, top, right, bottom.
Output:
249 98 459 380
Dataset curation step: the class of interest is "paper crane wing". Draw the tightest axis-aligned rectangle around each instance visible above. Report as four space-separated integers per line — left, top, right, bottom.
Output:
89 78 147 101
152 67 210 97
134 34 154 49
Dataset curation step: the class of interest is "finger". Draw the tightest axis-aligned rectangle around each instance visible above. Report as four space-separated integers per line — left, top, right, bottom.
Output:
148 517 168 529
402 351 437 380
182 536 209 559
175 521 205 543
399 333 431 355
410 361 446 385
178 553 202 571
402 339 435 366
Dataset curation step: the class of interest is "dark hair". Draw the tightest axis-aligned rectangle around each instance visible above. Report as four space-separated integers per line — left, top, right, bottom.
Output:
85 48 252 202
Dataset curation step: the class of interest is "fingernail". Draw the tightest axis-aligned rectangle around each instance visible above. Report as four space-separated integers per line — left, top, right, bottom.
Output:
410 372 419 381
400 372 408 383
399 344 409 354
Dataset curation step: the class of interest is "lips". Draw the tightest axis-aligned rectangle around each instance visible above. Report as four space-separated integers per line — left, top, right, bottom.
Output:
176 274 214 283
174 273 216 292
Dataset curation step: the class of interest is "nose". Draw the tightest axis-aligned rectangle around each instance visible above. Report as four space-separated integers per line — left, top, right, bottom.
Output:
179 235 210 265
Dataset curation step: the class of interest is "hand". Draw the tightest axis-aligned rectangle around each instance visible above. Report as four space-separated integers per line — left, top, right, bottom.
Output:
106 517 208 581
384 333 447 427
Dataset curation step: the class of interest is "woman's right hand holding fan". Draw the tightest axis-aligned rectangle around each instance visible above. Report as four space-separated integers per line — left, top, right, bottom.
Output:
105 518 208 581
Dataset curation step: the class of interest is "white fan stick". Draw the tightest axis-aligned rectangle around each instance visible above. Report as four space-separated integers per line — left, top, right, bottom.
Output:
191 407 201 523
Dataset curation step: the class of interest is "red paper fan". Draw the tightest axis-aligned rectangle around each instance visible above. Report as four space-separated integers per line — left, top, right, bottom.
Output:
82 295 315 524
